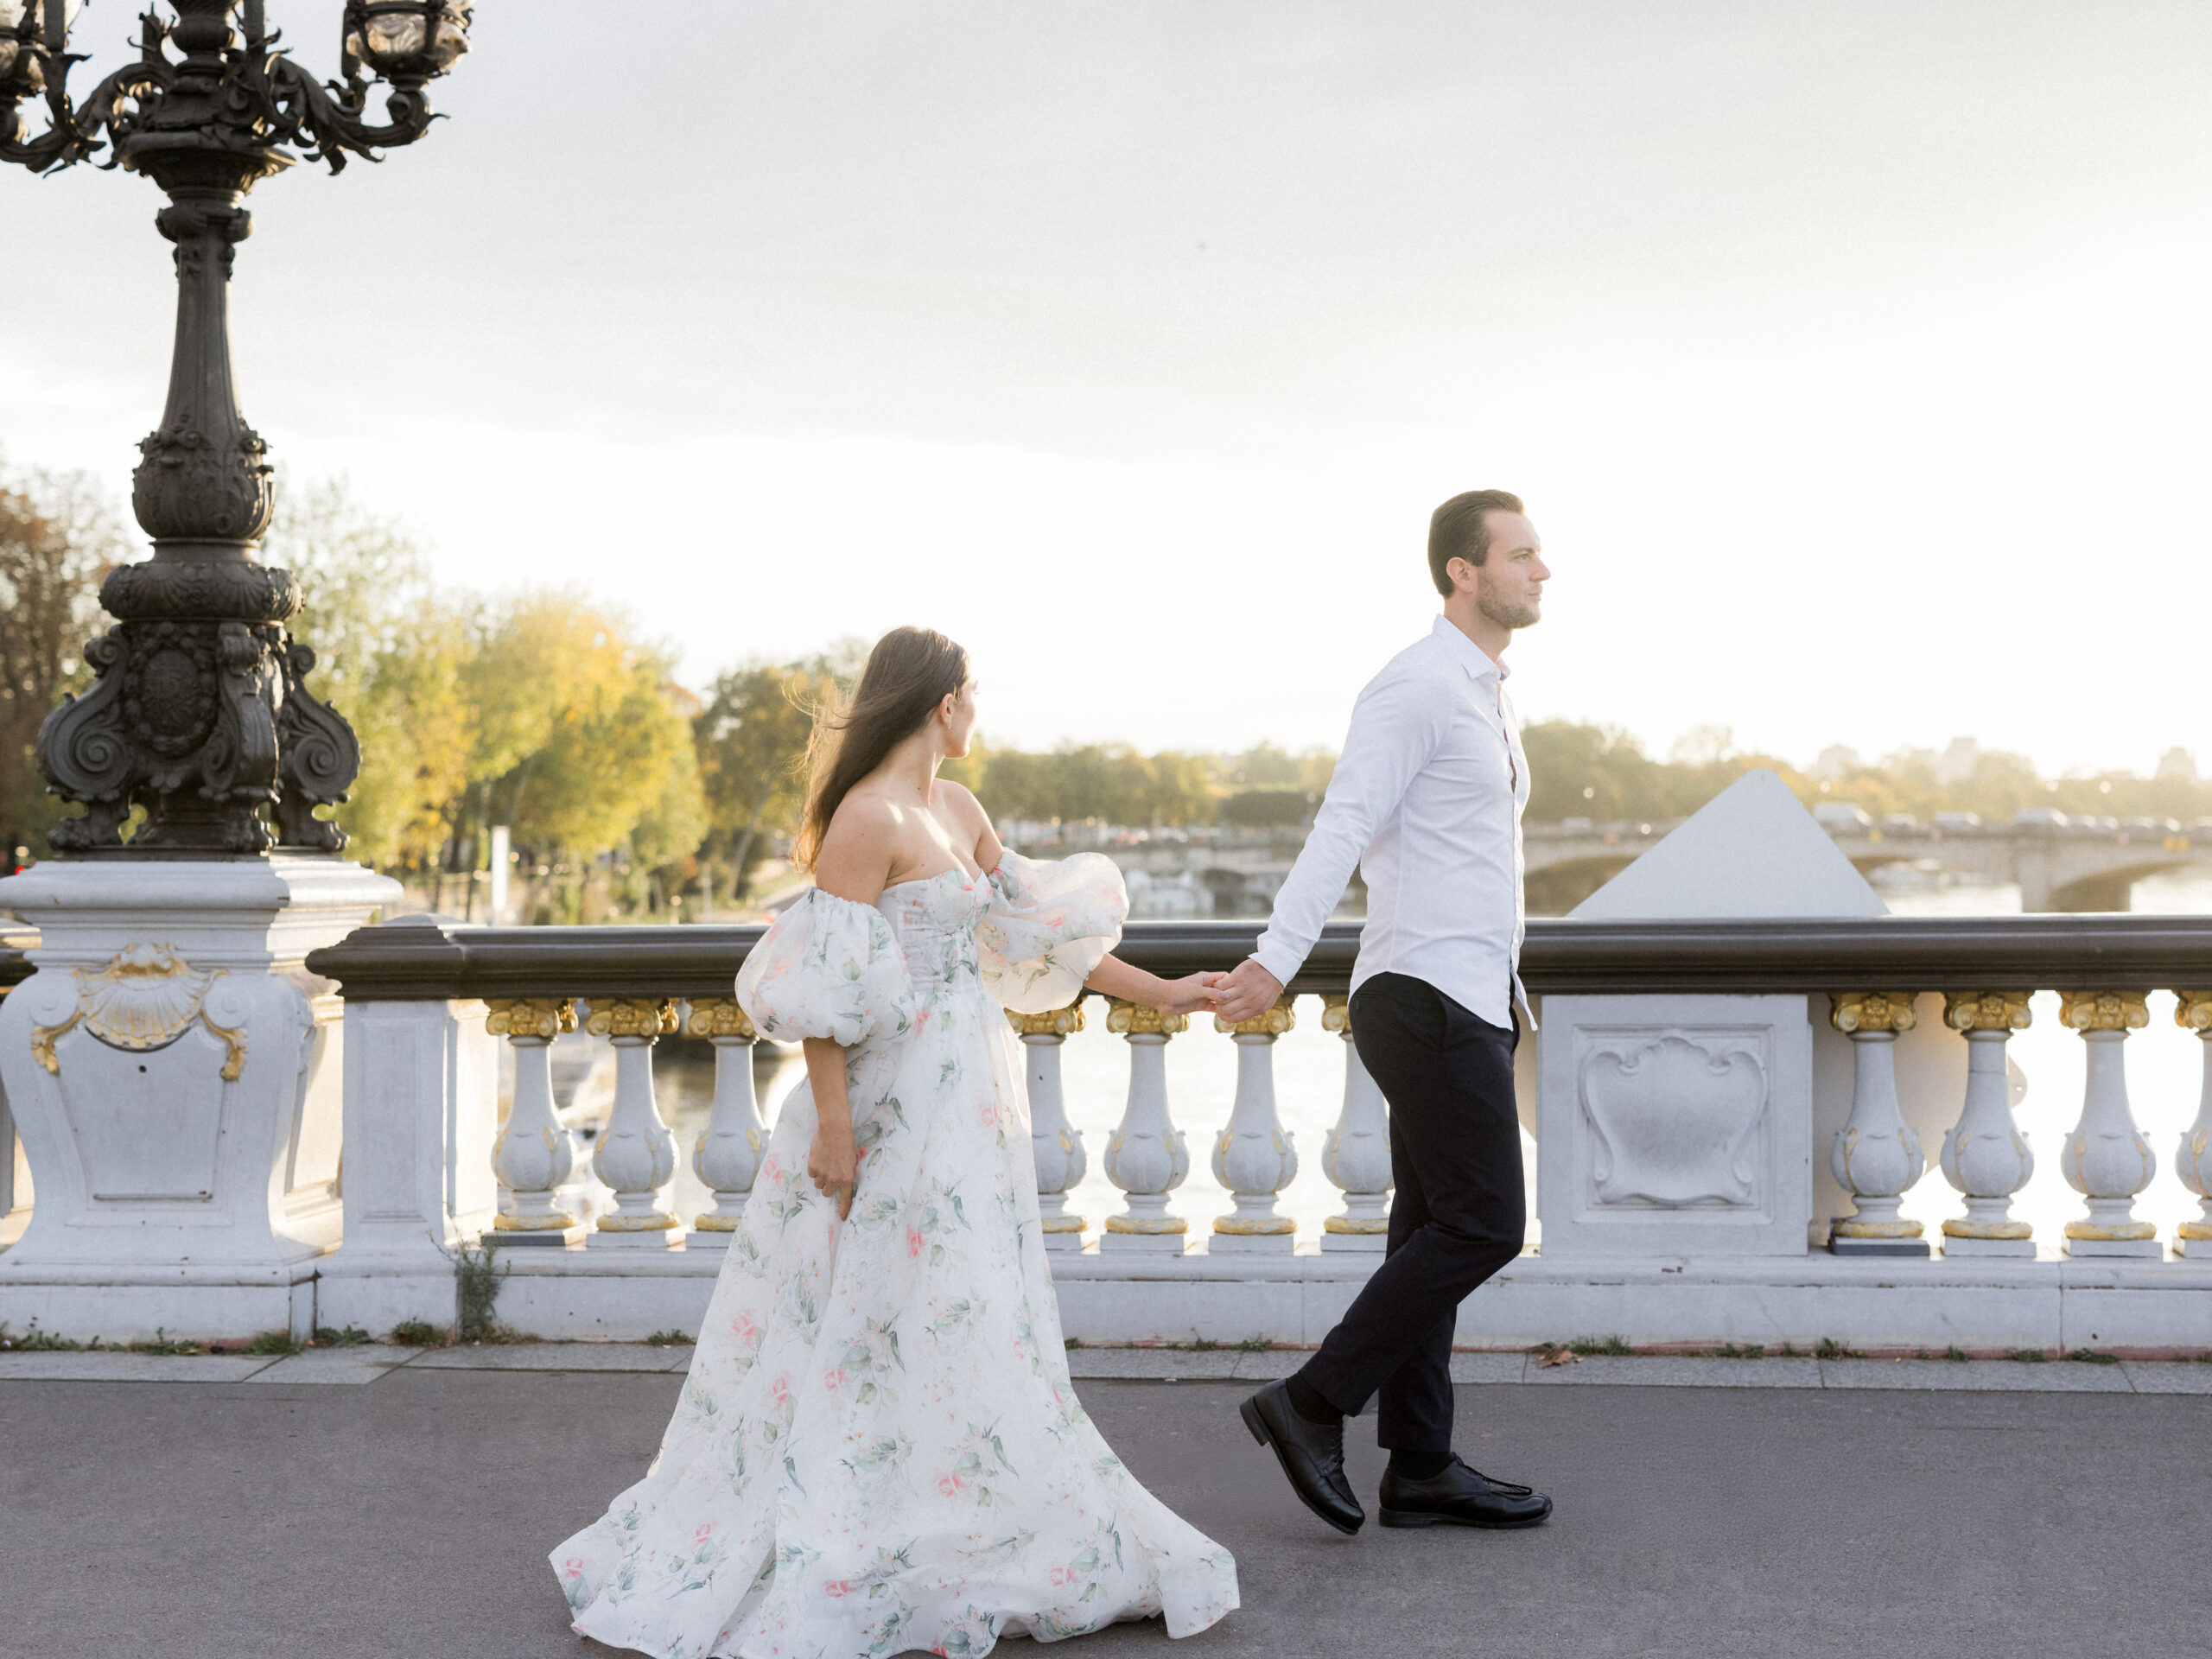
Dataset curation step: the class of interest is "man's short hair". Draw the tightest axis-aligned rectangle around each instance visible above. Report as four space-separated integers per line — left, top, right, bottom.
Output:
1427 489 1526 597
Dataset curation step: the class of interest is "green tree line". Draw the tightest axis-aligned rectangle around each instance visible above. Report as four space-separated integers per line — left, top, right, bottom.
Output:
8 462 2209 917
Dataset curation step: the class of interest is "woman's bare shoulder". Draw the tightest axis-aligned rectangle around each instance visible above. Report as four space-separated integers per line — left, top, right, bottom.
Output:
815 791 903 899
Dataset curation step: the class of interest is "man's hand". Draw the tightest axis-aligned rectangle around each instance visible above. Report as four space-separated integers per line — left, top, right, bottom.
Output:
1213 958 1285 1024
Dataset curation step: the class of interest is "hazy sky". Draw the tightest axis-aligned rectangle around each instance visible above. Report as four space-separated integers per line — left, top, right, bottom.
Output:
8 2 2212 772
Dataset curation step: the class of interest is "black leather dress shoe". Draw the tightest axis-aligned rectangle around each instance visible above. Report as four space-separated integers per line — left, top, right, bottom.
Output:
1378 1457 1553 1529
1239 1379 1363 1535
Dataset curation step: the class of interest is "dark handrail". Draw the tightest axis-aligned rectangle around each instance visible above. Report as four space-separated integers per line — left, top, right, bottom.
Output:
302 912 2212 1004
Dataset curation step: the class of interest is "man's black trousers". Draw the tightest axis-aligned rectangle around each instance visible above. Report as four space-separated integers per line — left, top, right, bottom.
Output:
1296 970 1525 1457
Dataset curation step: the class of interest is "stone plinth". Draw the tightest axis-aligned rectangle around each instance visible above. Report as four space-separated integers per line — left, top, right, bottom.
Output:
0 855 399 1340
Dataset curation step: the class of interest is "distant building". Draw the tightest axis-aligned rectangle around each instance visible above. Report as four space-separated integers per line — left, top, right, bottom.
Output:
2158 747 2197 782
1936 737 1980 786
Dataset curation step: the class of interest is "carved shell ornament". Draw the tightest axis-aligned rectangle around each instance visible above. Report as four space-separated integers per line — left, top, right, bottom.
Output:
29 943 247 1080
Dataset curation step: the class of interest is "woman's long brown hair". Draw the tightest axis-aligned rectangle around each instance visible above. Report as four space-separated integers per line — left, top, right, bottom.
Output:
792 626 971 870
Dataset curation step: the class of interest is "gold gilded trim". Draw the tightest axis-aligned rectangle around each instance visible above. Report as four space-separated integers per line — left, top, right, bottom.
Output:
1216 995 1296 1038
1103 1214 1188 1233
1106 999 1186 1037
2177 991 2212 1032
485 998 576 1040
33 944 245 1078
1943 992 2032 1033
1324 1216 1390 1235
585 998 678 1040
2059 991 2149 1032
684 997 756 1040
1830 992 1917 1034
1213 1216 1297 1235
1942 1218 2032 1239
1008 1000 1087 1038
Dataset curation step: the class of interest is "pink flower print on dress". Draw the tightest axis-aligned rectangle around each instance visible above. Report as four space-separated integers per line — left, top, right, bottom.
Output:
979 1100 998 1128
695 1522 715 1545
937 1472 968 1497
823 1366 849 1393
1049 1565 1079 1588
823 1580 855 1600
729 1313 758 1344
771 1376 790 1408
907 1229 925 1258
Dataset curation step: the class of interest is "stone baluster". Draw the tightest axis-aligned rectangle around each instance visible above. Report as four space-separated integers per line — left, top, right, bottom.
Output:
584 997 683 1248
2058 991 2160 1257
1827 993 1929 1255
486 997 583 1247
1937 992 2036 1257
1209 994 1300 1252
1319 993 1391 1252
2174 991 2212 1259
685 997 763 1245
1010 999 1090 1251
1100 999 1191 1253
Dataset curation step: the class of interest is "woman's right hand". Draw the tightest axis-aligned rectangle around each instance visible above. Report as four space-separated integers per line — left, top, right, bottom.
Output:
807 1122 859 1220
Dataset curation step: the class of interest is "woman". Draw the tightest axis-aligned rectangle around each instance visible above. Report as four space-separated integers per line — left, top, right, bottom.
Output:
555 626 1239 1658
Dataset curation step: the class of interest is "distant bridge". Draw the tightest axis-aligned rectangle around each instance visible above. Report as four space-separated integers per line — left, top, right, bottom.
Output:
1525 817 2212 912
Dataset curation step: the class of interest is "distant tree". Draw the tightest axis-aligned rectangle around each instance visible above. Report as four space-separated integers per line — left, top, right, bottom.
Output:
265 474 470 870
0 461 130 865
695 658 830 899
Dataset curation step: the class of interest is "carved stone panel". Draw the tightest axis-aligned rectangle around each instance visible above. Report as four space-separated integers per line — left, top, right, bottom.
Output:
1540 995 1814 1257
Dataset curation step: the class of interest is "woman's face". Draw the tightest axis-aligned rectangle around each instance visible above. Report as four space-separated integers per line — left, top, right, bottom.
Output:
940 675 979 759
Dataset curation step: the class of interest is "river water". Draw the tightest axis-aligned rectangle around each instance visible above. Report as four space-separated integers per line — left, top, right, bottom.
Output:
635 872 2212 1256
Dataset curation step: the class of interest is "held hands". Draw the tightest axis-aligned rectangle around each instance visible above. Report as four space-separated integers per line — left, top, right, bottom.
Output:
1212 958 1285 1024
807 1122 859 1220
1151 971 1227 1019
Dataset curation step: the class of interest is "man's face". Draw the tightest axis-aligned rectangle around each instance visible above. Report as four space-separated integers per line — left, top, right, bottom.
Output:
1456 511 1548 630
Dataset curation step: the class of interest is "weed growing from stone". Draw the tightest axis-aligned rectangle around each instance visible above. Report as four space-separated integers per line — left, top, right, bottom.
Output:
0 1322 85 1351
1945 1345 1970 1362
390 1319 448 1346
2064 1348 2119 1364
645 1330 693 1347
2005 1348 2049 1363
1234 1337 1273 1353
447 1235 509 1343
1567 1335 1632 1357
1064 1337 1084 1351
1814 1338 1866 1360
1714 1343 1767 1359
312 1326 372 1348
244 1330 302 1356
127 1329 201 1355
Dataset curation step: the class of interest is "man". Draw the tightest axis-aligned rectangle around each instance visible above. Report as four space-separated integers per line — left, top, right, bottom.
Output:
1217 488 1554 1535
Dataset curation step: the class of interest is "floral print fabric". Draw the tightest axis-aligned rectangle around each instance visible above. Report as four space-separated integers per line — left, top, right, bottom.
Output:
975 850 1128 1015
553 859 1236 1658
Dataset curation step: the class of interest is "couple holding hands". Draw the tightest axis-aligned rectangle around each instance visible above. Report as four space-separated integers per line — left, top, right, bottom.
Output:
555 490 1553 1659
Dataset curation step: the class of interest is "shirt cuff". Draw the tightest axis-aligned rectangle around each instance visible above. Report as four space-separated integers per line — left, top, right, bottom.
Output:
1249 939 1304 990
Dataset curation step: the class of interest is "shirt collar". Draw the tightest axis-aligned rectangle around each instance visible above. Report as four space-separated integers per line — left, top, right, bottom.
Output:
1432 613 1508 683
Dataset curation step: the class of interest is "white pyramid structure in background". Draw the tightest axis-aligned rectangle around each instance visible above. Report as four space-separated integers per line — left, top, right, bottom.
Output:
1569 767 1888 919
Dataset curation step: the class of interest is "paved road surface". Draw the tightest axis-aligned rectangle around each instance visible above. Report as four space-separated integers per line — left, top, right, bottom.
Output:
3 1370 2207 1658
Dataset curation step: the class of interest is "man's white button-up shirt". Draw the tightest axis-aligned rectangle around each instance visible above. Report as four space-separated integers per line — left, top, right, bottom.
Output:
1251 613 1529 1029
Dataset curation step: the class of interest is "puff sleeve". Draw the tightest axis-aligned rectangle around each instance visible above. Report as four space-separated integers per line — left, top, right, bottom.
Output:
735 888 916 1047
976 849 1129 1014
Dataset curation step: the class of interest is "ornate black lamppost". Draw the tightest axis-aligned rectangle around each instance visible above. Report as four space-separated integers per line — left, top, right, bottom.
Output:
1 0 470 853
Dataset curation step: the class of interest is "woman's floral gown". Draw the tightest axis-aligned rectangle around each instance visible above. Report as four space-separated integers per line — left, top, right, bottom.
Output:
553 852 1238 1659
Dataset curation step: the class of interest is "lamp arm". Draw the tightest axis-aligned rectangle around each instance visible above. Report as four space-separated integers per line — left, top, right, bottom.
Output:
0 53 168 174
254 54 436 174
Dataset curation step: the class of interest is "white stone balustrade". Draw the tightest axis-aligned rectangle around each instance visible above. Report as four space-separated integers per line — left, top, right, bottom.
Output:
486 997 584 1247
1827 993 1929 1256
1937 992 2036 1257
1099 998 1190 1252
2177 991 2212 1260
583 996 683 1248
684 996 763 1245
2059 991 2159 1258
1009 1000 1089 1251
1210 995 1300 1252
1319 994 1391 1251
